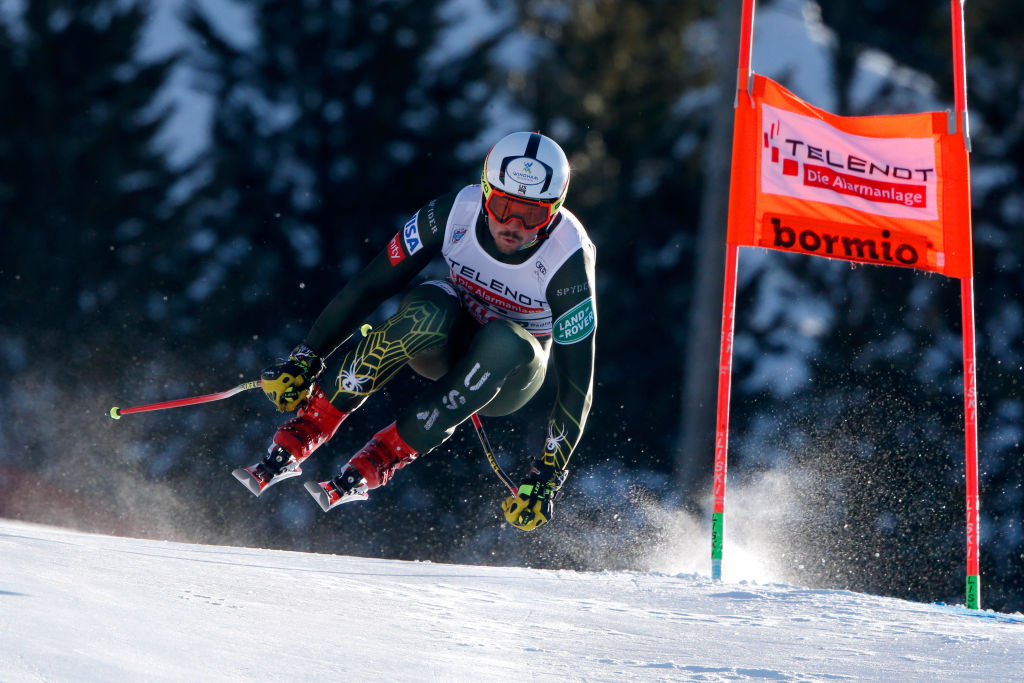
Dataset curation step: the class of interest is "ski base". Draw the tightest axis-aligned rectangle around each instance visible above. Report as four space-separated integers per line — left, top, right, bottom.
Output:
232 464 302 497
304 480 368 511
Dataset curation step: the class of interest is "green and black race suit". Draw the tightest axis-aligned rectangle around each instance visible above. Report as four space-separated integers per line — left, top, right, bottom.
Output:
302 185 596 472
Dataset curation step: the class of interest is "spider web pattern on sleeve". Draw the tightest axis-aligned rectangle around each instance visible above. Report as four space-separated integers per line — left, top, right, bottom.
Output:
330 300 452 403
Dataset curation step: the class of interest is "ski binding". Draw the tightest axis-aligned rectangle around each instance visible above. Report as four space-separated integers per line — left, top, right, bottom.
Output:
304 479 368 511
232 463 302 497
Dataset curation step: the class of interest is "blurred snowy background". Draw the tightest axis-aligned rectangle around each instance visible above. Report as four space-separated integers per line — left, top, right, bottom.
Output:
1 0 1020 612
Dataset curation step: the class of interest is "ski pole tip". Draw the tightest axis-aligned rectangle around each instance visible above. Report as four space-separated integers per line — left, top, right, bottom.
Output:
360 323 372 337
109 407 121 420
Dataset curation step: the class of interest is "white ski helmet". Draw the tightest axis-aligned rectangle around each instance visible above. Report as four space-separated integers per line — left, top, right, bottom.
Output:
481 132 570 229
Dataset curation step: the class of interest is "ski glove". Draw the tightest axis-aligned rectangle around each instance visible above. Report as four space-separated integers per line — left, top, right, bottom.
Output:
502 458 568 531
261 344 326 412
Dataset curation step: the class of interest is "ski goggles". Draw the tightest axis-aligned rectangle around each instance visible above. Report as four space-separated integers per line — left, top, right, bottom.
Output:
482 184 559 232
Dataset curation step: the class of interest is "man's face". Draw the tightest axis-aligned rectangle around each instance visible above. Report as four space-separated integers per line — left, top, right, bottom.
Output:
487 214 536 254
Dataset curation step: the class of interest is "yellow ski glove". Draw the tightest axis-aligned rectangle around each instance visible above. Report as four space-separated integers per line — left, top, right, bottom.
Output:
502 459 567 531
261 344 325 412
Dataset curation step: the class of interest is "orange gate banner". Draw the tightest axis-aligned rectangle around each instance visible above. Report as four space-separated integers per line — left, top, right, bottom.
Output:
727 75 973 278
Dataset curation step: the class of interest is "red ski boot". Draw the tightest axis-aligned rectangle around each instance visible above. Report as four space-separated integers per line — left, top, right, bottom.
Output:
305 422 418 511
234 385 348 497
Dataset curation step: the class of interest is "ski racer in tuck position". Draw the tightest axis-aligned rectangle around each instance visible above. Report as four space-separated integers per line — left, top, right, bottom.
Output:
234 132 597 531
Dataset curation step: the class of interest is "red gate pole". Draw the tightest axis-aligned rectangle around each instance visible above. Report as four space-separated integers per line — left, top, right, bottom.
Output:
961 278 980 609
711 0 757 581
950 0 980 610
711 244 739 580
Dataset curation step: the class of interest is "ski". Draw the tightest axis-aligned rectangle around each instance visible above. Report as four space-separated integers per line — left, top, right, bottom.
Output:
304 480 368 511
232 464 302 497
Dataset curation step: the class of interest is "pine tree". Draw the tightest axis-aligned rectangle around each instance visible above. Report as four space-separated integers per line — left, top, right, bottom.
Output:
181 0 496 353
0 0 181 340
0 0 191 529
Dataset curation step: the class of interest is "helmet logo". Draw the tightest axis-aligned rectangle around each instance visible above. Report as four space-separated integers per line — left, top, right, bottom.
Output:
505 157 548 187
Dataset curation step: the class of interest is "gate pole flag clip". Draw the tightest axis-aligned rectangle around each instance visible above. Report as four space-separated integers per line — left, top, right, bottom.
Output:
712 1 979 609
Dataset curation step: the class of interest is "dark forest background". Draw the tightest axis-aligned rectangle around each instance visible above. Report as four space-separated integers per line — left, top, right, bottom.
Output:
1 0 1021 612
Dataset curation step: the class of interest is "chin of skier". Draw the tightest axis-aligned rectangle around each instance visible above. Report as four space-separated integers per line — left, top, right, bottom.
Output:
234 132 597 531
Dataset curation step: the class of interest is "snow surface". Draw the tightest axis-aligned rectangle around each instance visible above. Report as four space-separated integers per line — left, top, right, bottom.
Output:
2 520 1021 682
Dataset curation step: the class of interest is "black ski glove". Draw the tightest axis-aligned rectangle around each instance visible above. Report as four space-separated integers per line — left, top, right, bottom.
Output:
261 344 326 412
502 457 568 531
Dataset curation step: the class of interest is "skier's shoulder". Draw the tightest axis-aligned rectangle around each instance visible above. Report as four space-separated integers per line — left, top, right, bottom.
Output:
549 207 595 258
418 185 480 233
541 208 596 305
405 187 469 252
542 207 595 279
432 184 480 213
414 188 458 228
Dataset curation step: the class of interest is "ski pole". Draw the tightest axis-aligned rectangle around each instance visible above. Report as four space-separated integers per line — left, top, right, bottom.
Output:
109 325 376 420
109 380 262 419
470 413 518 496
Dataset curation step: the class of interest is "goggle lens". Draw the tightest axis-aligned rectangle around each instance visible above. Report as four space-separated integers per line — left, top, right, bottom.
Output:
485 190 555 231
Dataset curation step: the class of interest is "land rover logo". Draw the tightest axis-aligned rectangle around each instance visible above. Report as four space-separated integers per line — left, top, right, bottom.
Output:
553 297 596 345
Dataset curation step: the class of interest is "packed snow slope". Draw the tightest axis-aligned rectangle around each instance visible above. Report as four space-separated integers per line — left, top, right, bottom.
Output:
1 520 1021 682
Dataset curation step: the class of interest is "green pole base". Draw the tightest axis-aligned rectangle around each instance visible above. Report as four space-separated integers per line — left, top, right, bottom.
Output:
966 574 980 610
711 512 724 581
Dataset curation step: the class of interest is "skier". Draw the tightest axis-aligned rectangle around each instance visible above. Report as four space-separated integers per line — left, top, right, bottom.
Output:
234 132 596 531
